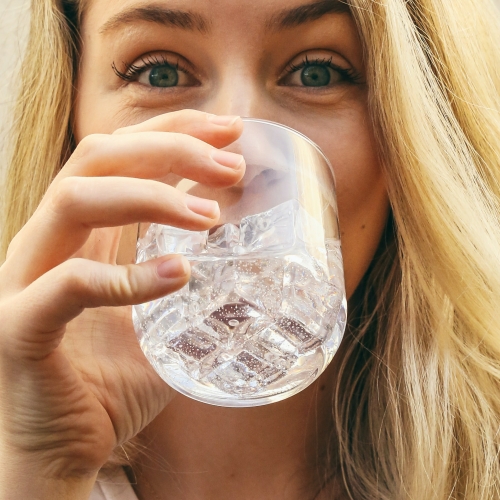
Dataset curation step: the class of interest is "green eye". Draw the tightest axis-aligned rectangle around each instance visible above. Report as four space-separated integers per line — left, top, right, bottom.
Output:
301 65 331 87
149 65 179 87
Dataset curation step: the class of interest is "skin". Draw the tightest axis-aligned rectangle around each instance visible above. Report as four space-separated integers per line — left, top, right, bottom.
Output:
0 1 389 499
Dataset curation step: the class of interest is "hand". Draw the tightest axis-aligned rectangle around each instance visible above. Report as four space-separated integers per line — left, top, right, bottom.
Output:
0 111 244 489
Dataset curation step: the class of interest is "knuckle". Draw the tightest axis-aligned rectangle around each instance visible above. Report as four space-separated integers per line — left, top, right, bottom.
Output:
58 259 89 297
175 108 204 124
164 110 185 129
59 259 111 307
163 109 200 130
146 183 186 221
49 177 85 215
168 131 202 153
70 134 107 165
109 265 136 304
91 264 138 306
123 265 139 297
56 260 142 307
143 178 164 196
5 233 21 259
149 179 178 202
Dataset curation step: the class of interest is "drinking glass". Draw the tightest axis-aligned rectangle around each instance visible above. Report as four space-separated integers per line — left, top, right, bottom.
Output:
133 119 347 407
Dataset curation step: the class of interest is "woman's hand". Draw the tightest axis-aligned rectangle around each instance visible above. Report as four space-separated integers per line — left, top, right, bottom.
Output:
0 110 244 496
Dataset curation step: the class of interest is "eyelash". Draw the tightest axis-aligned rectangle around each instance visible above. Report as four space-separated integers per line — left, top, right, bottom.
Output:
112 54 363 86
283 55 363 85
112 54 191 82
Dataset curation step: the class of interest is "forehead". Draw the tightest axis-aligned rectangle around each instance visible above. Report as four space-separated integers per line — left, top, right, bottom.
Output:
83 0 351 35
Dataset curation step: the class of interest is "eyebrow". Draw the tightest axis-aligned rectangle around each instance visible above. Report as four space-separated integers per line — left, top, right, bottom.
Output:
99 5 210 35
267 0 351 30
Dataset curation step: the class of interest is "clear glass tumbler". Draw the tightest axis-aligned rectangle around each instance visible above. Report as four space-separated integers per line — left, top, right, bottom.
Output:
133 119 347 407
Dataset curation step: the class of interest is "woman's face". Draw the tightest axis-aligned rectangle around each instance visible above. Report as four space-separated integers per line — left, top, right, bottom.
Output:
75 0 389 297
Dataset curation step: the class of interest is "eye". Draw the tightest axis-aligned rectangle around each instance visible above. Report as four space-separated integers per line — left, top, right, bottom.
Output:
280 55 361 88
112 54 198 88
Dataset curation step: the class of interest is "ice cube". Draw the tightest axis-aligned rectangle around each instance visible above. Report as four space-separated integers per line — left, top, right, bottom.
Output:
188 260 239 316
206 299 262 344
284 261 315 288
153 299 185 338
134 294 184 341
169 328 217 358
275 317 322 353
168 328 221 380
136 224 159 263
236 351 285 385
209 349 285 395
209 260 237 296
257 323 298 359
282 261 339 334
235 275 283 317
207 223 240 252
156 225 207 255
244 336 297 371
239 200 298 253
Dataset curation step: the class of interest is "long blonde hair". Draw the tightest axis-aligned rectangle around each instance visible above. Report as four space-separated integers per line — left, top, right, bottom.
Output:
2 0 500 498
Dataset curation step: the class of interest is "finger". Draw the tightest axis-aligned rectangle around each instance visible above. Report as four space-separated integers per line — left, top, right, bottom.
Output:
2 177 219 288
0 255 190 361
114 109 243 149
54 131 245 188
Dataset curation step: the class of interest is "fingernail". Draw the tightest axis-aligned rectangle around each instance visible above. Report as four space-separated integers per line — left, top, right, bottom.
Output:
185 194 220 219
157 256 190 279
211 149 244 170
208 115 240 126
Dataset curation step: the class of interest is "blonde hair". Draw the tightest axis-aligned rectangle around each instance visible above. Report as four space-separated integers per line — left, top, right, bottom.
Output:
2 0 500 498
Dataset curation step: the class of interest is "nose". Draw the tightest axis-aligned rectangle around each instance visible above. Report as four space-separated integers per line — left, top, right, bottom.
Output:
202 66 274 120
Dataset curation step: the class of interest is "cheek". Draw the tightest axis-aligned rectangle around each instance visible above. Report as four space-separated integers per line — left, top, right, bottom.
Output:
73 42 146 141
311 106 389 298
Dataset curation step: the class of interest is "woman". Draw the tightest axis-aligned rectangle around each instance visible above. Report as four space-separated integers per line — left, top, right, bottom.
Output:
1 0 500 498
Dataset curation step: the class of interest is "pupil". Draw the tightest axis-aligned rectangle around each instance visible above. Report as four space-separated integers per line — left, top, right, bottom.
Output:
301 65 331 87
149 65 179 87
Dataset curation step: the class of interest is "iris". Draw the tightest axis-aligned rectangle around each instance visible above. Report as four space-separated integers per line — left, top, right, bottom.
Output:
149 65 179 87
301 65 331 87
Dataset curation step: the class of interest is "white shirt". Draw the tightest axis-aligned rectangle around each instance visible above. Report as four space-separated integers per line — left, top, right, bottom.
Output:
90 467 138 500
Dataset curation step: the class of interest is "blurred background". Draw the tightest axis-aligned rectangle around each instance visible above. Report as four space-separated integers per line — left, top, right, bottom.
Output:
0 0 500 180
0 0 29 180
